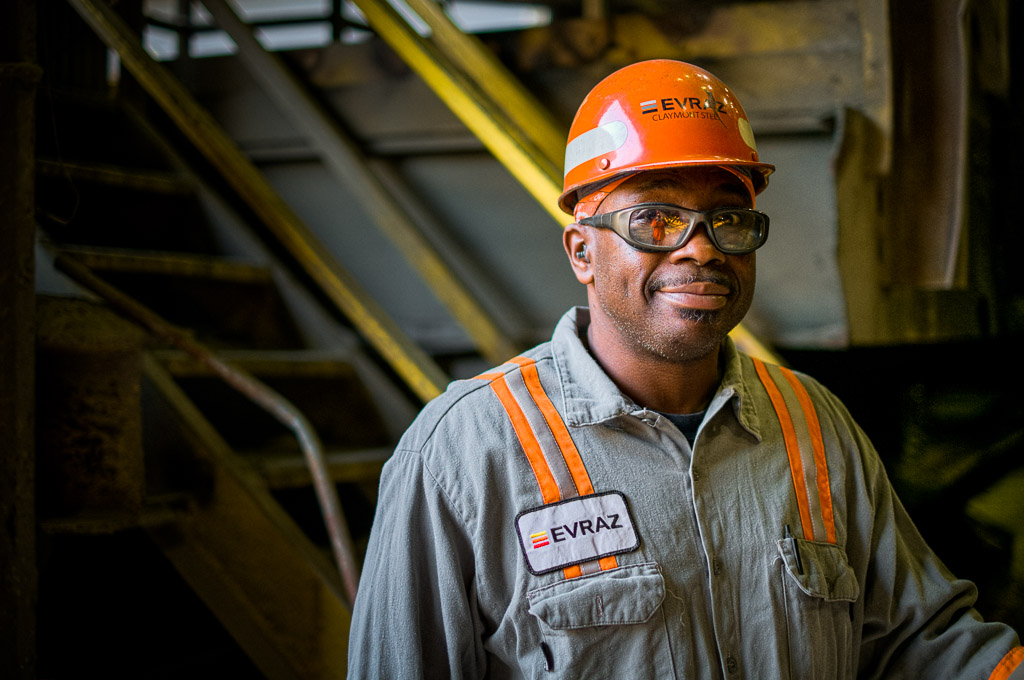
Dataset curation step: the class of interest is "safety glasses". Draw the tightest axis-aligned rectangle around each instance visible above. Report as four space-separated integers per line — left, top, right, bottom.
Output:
579 203 769 255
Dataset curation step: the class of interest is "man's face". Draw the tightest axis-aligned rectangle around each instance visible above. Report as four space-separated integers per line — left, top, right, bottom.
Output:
575 166 758 365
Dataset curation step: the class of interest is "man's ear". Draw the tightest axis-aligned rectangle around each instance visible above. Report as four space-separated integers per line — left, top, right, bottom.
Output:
563 223 594 285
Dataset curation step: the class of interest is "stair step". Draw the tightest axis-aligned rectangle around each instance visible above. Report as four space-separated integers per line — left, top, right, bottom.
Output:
35 92 170 169
37 159 195 195
151 350 394 450
58 252 305 350
249 447 392 488
38 493 194 535
141 354 353 677
35 95 222 254
36 176 222 254
152 348 359 378
56 246 273 282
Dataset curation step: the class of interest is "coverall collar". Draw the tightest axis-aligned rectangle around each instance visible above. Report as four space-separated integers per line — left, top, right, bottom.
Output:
551 307 763 441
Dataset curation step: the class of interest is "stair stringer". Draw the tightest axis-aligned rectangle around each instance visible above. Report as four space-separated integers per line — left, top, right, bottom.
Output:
143 354 351 680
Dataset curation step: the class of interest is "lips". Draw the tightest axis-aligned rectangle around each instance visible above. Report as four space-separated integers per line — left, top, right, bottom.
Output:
658 281 732 296
650 273 734 310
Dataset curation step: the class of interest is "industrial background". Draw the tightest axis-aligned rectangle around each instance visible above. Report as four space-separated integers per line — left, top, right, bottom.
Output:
1 0 1022 677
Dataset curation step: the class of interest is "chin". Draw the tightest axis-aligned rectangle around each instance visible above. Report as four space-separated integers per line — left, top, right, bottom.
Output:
638 327 728 364
675 308 720 324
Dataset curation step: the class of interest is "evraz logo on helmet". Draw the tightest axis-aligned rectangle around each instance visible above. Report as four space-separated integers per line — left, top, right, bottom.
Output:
639 89 728 128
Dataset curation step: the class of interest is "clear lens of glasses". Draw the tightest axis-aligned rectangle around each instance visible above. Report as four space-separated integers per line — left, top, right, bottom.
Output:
583 203 769 254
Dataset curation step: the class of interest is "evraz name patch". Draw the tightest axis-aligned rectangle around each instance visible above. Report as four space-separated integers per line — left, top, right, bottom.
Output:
515 491 640 575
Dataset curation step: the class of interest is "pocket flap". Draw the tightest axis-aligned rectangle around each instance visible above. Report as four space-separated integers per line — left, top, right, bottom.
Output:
778 539 859 602
527 563 665 630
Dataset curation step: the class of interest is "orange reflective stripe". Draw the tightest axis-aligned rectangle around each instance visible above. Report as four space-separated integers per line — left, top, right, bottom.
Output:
989 646 1024 680
780 366 836 544
754 359 815 541
515 358 596 496
489 374 560 504
562 564 583 580
482 357 616 580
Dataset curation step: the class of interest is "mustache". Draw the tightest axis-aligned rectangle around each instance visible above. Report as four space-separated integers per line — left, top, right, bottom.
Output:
647 270 735 295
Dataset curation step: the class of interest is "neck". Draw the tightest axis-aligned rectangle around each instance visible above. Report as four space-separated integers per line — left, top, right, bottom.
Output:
585 320 722 415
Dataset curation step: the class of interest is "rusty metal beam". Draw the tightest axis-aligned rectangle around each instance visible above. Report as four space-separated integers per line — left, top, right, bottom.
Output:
67 0 449 402
835 107 888 344
201 0 518 366
856 0 893 166
0 2 41 674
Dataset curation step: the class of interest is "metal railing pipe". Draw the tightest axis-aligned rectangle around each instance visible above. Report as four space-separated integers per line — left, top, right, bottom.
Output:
54 254 361 607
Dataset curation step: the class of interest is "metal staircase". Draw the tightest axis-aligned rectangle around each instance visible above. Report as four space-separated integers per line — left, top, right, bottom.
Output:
15 1 1024 676
34 88 403 677
12 1 1024 677
29 1 799 677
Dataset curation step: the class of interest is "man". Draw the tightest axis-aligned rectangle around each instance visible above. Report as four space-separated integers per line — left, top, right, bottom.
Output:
349 60 1023 678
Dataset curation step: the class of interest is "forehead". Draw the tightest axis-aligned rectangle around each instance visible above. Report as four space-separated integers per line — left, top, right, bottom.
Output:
603 167 752 212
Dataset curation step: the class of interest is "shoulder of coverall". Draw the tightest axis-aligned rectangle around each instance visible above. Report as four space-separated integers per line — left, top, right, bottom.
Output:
392 340 558 453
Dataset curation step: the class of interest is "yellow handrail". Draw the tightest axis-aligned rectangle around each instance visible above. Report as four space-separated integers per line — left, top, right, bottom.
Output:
68 0 449 401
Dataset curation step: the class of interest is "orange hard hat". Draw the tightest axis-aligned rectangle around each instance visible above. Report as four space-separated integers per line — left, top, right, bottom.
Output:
559 59 775 216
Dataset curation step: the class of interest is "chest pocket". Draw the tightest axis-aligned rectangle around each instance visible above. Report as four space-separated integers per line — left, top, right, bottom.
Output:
526 562 674 678
777 539 859 679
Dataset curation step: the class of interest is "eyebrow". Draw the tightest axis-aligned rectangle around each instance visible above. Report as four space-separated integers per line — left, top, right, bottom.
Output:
630 177 750 204
630 178 680 193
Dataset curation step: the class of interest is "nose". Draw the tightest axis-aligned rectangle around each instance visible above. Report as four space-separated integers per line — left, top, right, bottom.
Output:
668 222 726 265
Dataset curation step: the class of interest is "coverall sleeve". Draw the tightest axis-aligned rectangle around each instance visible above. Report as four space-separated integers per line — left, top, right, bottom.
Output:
838 396 1023 679
348 448 485 679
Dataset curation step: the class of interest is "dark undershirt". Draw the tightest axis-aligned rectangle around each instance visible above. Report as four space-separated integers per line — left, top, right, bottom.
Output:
659 411 706 447
576 314 708 447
